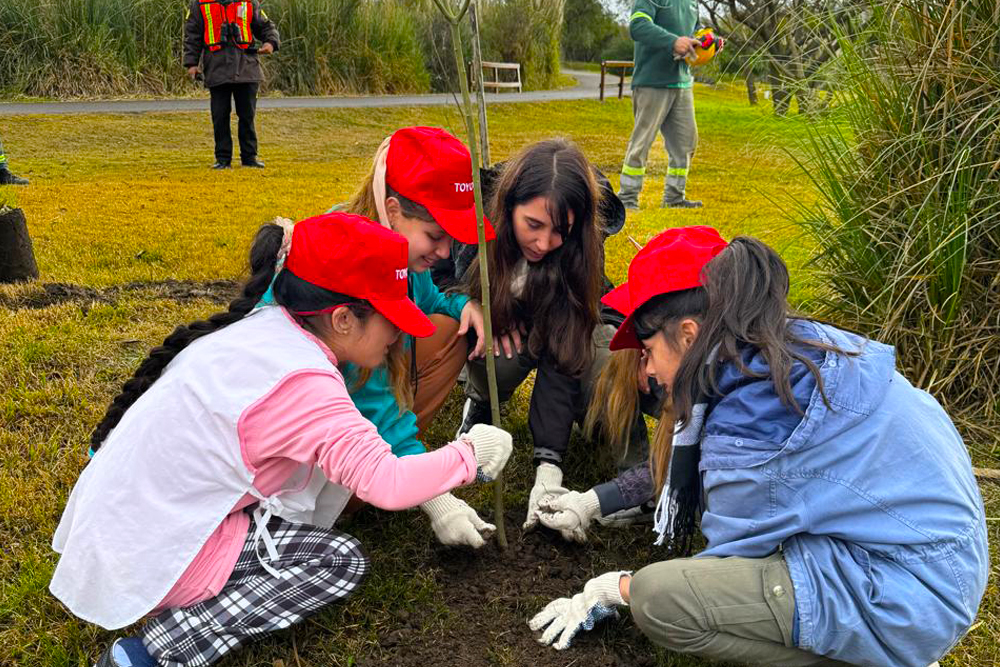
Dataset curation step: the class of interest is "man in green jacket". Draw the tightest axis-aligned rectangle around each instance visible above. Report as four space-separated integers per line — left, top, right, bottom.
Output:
618 0 717 209
183 0 280 169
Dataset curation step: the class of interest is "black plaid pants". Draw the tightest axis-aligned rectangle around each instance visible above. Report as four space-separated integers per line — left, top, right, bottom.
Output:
141 515 368 666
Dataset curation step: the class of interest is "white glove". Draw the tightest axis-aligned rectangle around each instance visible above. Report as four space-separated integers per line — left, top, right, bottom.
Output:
523 462 568 531
420 492 495 548
537 489 602 543
529 571 629 650
463 423 513 482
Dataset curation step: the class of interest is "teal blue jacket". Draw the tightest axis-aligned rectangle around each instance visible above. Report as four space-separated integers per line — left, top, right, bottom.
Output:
259 268 467 457
340 270 468 456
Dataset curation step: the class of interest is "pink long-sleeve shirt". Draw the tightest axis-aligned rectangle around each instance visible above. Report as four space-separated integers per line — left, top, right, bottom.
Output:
153 330 475 613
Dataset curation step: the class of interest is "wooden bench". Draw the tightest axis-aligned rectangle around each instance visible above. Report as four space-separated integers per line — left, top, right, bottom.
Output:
471 60 523 93
600 60 634 101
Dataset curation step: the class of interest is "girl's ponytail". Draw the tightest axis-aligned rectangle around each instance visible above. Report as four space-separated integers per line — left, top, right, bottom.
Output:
89 223 284 451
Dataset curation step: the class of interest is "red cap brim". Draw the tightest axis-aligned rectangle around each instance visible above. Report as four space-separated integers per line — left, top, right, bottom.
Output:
425 202 495 245
609 311 643 351
600 282 631 316
368 296 436 338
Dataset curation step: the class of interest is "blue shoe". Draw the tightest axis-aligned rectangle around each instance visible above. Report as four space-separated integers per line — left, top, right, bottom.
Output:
94 638 155 667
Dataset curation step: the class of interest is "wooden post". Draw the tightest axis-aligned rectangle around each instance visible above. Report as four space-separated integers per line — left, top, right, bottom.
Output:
618 68 625 99
600 61 606 102
0 207 39 283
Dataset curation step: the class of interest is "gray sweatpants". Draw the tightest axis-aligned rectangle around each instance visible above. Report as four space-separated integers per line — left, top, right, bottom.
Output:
630 553 850 666
618 86 699 207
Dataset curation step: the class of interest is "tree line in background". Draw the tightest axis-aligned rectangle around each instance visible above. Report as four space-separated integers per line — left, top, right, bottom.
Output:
0 0 562 98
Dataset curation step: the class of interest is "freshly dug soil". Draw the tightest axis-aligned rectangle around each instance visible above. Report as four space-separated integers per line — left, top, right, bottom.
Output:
376 512 660 667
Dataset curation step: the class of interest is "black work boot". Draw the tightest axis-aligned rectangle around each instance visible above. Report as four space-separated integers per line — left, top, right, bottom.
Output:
241 158 265 168
456 397 493 437
0 167 29 185
211 160 232 169
664 199 703 209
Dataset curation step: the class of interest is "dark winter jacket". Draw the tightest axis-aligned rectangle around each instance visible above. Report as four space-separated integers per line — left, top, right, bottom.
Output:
183 0 280 89
430 163 630 464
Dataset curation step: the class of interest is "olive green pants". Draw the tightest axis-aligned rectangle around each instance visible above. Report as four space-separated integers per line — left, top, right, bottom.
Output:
630 553 850 666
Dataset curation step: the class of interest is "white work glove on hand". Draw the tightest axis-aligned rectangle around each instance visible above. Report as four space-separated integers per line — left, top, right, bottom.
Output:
523 462 569 531
537 489 602 543
464 423 513 482
420 493 495 548
529 571 629 650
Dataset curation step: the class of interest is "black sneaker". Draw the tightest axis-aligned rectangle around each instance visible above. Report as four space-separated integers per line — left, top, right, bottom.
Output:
456 397 492 437
241 158 265 168
94 638 155 667
0 168 29 185
211 161 232 170
664 199 703 209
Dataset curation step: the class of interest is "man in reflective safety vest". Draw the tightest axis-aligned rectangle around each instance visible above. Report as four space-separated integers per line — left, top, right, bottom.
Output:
183 0 280 169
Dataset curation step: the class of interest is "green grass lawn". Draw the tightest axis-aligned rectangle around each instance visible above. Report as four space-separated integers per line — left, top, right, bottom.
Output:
1 84 997 666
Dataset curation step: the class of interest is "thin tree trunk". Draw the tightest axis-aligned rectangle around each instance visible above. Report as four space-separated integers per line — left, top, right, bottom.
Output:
746 72 758 105
469 0 490 167
442 13 508 548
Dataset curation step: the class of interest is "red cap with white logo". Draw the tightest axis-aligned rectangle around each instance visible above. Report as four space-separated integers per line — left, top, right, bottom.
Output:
285 212 436 337
603 225 728 351
386 126 495 245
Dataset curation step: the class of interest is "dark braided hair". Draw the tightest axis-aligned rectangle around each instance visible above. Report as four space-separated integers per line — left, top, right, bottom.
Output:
90 222 372 451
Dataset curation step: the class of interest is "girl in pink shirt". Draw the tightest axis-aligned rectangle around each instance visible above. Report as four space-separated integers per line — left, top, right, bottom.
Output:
51 213 512 667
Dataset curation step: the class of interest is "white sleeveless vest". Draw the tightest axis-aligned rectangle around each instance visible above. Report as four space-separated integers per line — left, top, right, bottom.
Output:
50 306 352 629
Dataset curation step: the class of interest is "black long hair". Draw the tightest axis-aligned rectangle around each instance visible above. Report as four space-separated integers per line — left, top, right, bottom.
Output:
633 236 845 427
89 222 370 451
631 236 852 491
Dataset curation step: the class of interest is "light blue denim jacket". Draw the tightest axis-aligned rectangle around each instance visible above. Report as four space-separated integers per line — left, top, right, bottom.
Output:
697 320 989 666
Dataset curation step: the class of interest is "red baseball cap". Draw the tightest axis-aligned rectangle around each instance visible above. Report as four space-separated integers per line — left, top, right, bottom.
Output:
604 226 728 350
386 126 495 245
285 212 436 338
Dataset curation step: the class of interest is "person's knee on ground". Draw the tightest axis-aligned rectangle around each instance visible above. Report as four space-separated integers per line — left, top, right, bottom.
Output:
630 560 715 655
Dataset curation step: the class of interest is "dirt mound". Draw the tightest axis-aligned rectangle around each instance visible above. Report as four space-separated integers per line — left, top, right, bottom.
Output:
0 280 239 310
378 512 659 667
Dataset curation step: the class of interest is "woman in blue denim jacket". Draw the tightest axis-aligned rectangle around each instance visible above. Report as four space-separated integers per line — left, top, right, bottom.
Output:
529 226 989 667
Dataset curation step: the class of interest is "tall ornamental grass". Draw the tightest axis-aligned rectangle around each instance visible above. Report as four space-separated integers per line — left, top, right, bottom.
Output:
0 0 562 98
796 0 1000 460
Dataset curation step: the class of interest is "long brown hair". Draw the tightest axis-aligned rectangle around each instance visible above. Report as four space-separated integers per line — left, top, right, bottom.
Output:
340 159 439 411
464 139 602 376
632 237 848 491
583 348 641 456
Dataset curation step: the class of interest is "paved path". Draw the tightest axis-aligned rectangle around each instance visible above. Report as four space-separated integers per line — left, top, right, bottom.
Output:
0 70 630 116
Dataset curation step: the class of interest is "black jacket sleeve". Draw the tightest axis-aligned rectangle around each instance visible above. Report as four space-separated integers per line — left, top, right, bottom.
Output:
252 1 280 51
183 0 204 68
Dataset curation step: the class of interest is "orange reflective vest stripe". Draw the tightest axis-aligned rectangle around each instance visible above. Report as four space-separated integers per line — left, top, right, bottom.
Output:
199 0 253 52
